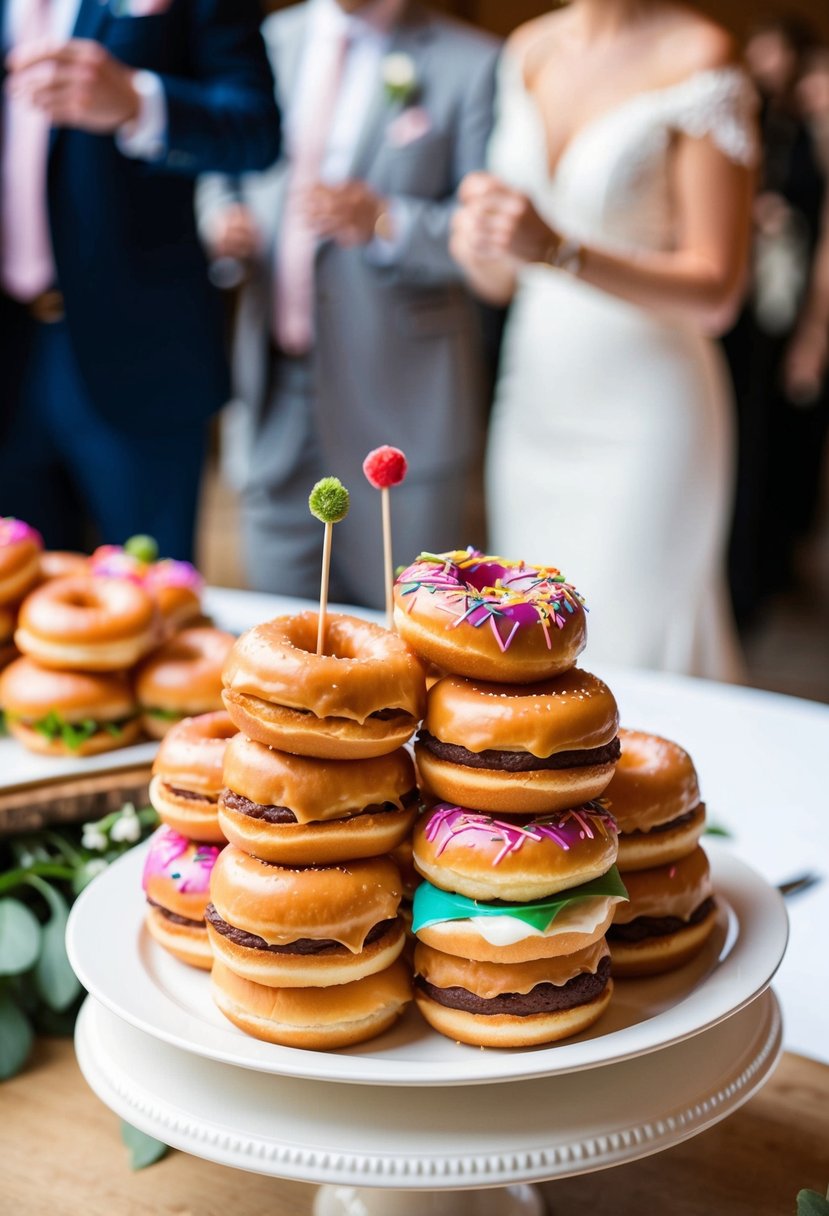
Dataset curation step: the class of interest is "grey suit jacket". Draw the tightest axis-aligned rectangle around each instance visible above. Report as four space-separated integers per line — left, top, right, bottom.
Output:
197 1 499 485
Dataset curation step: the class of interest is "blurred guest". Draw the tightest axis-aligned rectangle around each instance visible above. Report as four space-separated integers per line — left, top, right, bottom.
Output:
0 0 281 561
725 18 829 625
452 0 756 679
198 0 498 608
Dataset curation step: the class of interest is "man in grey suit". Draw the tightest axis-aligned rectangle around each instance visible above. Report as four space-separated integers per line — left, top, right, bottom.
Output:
198 0 499 608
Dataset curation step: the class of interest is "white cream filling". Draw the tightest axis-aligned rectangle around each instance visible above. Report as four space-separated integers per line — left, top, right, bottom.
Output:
468 895 622 947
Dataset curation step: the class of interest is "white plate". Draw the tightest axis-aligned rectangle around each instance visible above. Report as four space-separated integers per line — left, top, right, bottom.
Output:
66 838 787 1087
75 989 782 1187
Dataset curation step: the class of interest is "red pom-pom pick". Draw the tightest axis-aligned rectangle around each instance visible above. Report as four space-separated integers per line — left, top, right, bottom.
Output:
363 446 408 490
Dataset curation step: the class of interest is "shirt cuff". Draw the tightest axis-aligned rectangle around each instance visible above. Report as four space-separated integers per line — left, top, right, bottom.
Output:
366 199 412 265
116 71 167 162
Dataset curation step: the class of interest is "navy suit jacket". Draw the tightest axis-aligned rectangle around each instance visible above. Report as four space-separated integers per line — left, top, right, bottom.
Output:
0 0 280 435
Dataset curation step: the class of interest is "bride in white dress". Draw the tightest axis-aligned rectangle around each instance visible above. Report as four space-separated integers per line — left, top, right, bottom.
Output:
451 0 757 680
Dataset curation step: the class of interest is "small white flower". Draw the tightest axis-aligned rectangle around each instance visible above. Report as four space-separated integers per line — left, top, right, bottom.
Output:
382 53 418 105
111 805 141 844
82 825 109 852
84 859 108 880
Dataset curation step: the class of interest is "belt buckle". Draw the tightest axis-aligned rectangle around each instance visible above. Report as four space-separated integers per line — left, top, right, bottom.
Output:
30 290 65 324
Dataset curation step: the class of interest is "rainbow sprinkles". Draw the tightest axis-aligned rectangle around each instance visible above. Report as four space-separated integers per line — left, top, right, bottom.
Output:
425 804 617 867
395 549 585 652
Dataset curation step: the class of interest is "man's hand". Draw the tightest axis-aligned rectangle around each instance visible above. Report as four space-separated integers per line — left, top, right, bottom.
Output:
783 321 828 405
304 181 387 248
6 39 140 133
208 204 261 261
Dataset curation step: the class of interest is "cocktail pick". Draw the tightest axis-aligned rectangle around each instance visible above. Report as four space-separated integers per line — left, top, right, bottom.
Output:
309 476 350 656
362 446 408 630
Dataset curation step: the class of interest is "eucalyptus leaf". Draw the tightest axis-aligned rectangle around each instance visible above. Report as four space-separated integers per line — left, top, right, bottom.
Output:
797 1191 829 1216
0 898 41 976
27 879 82 1012
705 823 734 839
120 1122 169 1170
0 989 34 1079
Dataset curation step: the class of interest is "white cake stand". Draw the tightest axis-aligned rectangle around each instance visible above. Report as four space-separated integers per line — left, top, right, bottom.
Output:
75 988 781 1215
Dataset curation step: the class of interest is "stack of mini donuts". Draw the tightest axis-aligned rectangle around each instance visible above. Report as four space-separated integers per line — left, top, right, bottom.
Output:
141 710 237 969
0 522 234 754
394 550 628 1048
204 610 425 1049
602 728 716 976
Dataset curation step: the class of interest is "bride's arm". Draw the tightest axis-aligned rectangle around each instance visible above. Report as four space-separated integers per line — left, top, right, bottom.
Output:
454 133 754 333
450 186 520 306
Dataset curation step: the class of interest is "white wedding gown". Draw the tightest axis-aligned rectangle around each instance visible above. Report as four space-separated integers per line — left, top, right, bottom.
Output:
486 62 757 680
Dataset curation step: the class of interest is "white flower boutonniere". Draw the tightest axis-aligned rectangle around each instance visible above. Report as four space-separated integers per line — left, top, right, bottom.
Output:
382 53 418 107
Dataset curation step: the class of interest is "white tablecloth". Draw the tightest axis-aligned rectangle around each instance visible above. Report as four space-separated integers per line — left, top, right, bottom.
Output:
206 587 829 1063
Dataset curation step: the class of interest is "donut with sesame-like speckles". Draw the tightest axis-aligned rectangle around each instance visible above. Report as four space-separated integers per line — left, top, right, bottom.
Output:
416 670 621 814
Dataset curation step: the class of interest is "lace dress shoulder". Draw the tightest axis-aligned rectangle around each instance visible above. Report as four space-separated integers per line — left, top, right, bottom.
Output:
663 66 760 167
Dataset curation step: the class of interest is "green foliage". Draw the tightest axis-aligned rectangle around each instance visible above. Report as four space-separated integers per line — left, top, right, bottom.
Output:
308 476 350 524
120 1122 170 1170
797 1189 829 1216
0 805 158 1081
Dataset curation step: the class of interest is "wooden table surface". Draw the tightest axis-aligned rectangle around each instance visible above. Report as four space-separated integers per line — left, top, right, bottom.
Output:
3 1038 827 1216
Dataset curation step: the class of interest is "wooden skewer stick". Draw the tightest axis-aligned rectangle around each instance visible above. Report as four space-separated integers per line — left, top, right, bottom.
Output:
362 446 409 633
381 487 393 631
317 521 333 656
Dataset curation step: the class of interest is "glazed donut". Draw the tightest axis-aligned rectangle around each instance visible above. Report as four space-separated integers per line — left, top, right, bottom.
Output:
0 656 142 757
604 729 706 871
142 826 222 970
222 611 426 760
144 559 206 635
394 549 587 683
218 733 418 865
413 803 619 903
38 551 89 583
211 958 411 1050
608 846 717 977
136 627 235 739
149 710 238 843
414 939 613 1048
416 671 620 814
206 846 405 987
15 575 157 671
0 518 43 607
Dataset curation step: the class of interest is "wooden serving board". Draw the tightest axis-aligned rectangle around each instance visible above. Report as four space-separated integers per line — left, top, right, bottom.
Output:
0 762 155 836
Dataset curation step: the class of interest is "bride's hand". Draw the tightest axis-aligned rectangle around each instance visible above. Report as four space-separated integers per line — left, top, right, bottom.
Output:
455 172 556 263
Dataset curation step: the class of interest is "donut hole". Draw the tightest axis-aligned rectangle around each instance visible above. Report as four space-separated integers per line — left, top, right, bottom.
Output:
65 589 100 610
288 615 362 662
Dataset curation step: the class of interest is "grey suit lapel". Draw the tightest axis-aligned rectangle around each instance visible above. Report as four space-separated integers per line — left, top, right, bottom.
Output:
346 5 433 181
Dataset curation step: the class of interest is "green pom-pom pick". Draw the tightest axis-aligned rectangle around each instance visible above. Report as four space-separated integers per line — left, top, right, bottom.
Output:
124 534 159 564
309 477 350 525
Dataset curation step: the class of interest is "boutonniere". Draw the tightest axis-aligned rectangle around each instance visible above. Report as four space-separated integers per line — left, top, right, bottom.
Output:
382 53 418 107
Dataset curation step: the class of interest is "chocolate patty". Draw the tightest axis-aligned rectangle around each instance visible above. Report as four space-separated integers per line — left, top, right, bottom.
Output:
220 787 419 825
416 955 611 1017
608 897 715 944
418 731 621 773
146 898 205 929
204 905 398 955
163 784 217 804
621 806 703 838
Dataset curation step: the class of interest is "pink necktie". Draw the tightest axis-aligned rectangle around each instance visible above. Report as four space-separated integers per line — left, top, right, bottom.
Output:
273 29 350 356
1 0 56 302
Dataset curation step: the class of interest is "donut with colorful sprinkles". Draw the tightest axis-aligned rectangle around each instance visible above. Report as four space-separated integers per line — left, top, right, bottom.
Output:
393 549 586 682
142 825 222 970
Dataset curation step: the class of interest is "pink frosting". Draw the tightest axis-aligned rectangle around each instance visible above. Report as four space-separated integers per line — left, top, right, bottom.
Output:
145 559 204 594
89 546 146 583
141 826 220 895
424 804 617 867
0 517 43 549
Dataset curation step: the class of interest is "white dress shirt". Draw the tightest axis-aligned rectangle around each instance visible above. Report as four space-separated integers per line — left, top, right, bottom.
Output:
3 0 167 160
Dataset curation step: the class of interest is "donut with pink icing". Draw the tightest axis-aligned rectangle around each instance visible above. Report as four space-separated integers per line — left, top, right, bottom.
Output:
393 549 586 682
0 518 43 607
412 802 618 903
142 825 222 969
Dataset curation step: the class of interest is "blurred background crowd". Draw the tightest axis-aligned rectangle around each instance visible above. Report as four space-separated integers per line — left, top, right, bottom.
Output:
1 0 827 700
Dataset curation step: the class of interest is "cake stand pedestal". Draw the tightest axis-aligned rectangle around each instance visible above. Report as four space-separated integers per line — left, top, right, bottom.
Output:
314 1184 544 1215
